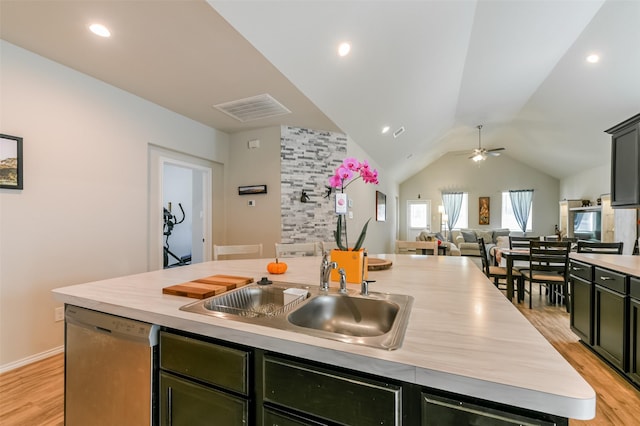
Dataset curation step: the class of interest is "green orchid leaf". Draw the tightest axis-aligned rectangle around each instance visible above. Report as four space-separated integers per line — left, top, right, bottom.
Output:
334 215 347 251
352 218 371 251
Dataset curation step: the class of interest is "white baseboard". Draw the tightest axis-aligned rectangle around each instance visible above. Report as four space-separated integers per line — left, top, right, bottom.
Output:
0 345 64 374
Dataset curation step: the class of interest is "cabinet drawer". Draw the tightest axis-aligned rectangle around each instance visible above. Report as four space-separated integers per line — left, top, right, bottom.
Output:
160 372 248 425
160 331 250 395
263 355 401 425
421 392 556 426
569 260 592 281
630 276 640 299
595 267 627 294
263 407 327 426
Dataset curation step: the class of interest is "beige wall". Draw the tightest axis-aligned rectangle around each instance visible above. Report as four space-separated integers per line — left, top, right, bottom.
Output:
399 152 560 238
559 163 609 201
226 127 282 258
0 41 229 369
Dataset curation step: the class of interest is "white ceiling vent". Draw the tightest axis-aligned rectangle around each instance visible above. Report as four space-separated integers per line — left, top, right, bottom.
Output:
213 94 291 122
393 126 405 138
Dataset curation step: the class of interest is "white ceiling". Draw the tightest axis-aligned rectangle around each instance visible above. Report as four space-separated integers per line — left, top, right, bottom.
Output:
1 0 639 183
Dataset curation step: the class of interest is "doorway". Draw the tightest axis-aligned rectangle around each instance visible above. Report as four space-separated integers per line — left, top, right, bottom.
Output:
406 200 431 241
148 145 213 271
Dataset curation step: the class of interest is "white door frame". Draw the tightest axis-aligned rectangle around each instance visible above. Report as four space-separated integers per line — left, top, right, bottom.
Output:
148 146 212 271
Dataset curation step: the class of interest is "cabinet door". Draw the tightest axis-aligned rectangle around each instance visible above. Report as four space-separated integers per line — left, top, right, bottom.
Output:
160 372 248 426
594 285 627 371
570 276 593 345
629 298 640 386
610 120 640 207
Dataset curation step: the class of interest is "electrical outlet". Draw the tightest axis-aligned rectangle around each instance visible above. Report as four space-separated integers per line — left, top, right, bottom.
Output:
54 307 64 322
248 200 255 207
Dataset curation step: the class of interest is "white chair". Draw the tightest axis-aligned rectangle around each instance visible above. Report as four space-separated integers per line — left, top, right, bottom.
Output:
395 240 438 255
275 242 322 258
213 244 263 260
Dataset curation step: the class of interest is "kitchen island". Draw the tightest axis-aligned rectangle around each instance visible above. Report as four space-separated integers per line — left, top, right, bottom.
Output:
53 254 595 423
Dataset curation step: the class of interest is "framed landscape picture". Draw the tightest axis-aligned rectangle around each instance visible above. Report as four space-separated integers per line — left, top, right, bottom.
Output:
0 134 23 190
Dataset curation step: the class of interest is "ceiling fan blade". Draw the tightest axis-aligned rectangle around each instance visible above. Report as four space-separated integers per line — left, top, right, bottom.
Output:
487 147 505 152
486 151 501 157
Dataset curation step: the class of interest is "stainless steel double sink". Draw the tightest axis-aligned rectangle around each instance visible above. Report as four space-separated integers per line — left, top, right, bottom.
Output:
180 281 413 350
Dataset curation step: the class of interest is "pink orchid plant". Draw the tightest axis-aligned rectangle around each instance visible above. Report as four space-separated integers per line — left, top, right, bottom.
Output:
328 157 379 251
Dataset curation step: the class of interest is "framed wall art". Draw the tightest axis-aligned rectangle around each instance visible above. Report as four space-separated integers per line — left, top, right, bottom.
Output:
376 190 386 222
238 184 267 195
479 196 490 225
0 134 23 190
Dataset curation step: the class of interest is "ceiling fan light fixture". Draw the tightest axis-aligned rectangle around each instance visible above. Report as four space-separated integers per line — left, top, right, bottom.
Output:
472 153 485 162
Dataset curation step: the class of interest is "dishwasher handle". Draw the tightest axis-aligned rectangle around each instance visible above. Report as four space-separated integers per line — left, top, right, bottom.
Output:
65 305 159 346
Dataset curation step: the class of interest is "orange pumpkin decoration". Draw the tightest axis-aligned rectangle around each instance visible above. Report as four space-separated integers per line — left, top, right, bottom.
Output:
267 258 287 274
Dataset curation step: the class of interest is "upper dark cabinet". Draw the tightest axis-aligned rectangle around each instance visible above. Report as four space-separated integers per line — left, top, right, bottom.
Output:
606 113 640 208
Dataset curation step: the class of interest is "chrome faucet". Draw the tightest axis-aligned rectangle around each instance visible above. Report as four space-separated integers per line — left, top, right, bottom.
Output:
361 280 369 296
320 252 337 291
338 268 348 293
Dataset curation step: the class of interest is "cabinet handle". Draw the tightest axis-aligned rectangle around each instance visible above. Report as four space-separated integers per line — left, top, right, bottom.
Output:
599 276 613 281
167 386 173 426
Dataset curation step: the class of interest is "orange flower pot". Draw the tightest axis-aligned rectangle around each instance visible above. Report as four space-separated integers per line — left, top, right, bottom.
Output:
330 249 368 284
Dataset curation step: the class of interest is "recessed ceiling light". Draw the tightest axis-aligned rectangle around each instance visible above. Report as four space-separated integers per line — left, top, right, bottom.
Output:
338 42 351 57
89 23 111 38
381 126 390 134
586 54 599 63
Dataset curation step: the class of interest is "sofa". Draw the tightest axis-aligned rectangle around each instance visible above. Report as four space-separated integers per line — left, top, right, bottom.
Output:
416 231 461 256
451 228 511 257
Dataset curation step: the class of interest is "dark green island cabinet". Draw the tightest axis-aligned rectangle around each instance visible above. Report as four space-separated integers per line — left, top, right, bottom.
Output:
570 256 640 388
158 328 567 425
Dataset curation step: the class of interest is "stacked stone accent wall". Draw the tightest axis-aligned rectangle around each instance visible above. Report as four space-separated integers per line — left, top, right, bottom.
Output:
280 126 346 245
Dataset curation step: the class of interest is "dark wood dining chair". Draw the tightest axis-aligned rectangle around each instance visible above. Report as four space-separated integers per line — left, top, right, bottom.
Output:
478 238 523 294
520 240 571 310
576 240 623 254
508 235 540 249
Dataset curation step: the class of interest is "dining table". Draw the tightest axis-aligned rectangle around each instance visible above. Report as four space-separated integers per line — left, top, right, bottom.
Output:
494 248 530 302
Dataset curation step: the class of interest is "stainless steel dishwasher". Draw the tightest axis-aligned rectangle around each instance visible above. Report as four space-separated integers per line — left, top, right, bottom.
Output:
65 305 159 425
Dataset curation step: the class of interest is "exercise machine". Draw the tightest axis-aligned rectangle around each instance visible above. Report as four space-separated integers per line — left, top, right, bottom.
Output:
163 202 191 268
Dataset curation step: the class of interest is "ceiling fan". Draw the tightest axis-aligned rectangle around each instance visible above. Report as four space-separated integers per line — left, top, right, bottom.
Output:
469 125 505 162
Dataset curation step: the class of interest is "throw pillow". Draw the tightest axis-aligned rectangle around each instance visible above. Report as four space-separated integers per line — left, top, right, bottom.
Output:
496 236 509 248
492 229 510 243
476 230 493 244
461 230 477 242
434 232 445 241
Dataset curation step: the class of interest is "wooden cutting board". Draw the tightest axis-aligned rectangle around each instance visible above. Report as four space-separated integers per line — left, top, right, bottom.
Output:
163 275 254 298
194 274 253 290
162 282 227 299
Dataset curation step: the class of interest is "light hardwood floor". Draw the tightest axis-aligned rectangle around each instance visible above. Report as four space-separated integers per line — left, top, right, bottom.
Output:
1 289 639 425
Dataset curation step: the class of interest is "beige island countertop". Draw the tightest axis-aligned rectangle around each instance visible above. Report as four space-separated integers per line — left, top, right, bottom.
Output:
53 254 595 420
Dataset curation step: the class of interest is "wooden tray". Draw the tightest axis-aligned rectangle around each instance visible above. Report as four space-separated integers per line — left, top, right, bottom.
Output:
367 257 392 271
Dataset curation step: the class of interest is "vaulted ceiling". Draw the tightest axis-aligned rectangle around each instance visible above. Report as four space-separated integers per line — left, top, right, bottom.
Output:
1 1 639 183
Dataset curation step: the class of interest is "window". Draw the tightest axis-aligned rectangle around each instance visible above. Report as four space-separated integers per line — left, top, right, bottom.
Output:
501 192 532 231
449 194 468 229
409 202 429 229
